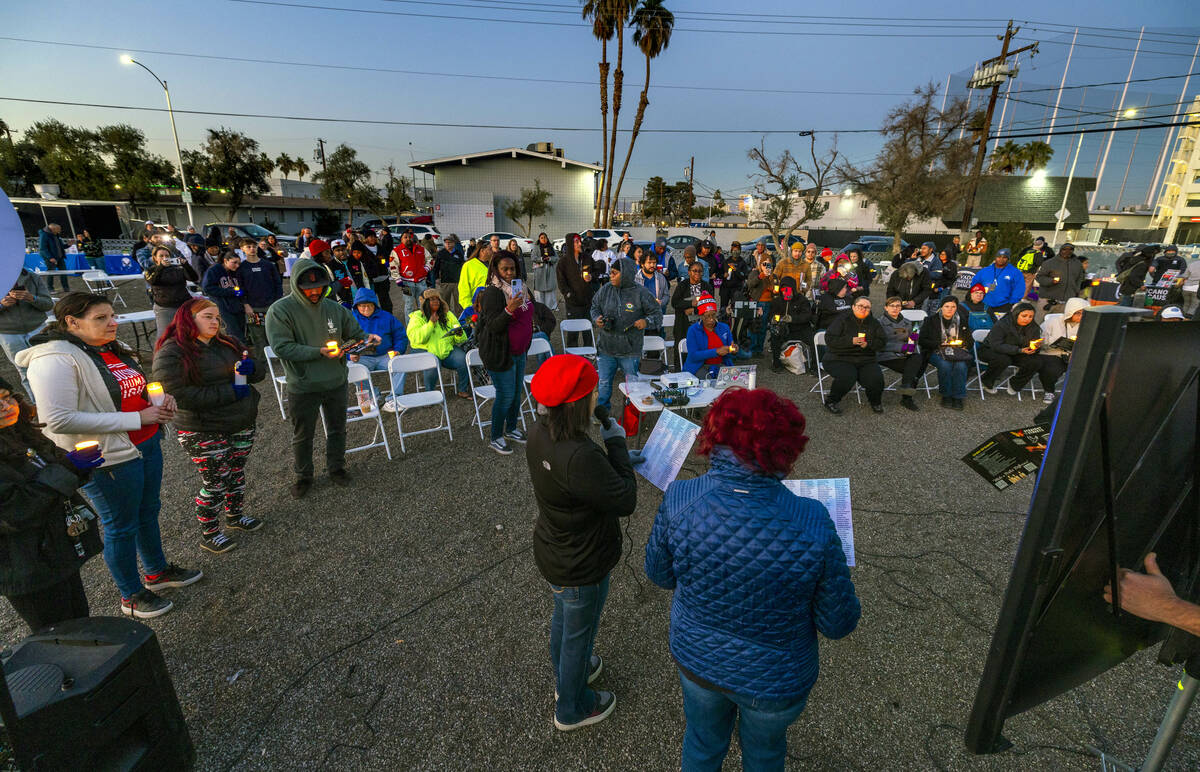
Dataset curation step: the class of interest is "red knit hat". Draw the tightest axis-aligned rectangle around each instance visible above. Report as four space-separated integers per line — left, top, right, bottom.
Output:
696 292 718 316
530 354 598 407
820 247 833 258
970 283 987 294
307 238 330 257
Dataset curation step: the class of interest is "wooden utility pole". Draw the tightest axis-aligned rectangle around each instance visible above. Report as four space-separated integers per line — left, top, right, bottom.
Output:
687 156 695 221
959 21 1038 235
314 138 328 175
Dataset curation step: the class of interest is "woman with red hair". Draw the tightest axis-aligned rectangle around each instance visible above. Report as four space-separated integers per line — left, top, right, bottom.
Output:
645 388 860 769
152 298 265 554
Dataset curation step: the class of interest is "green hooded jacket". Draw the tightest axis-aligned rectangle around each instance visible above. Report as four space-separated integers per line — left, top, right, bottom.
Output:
264 257 365 393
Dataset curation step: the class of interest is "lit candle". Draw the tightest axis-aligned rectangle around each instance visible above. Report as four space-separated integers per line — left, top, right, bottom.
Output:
326 341 339 354
146 382 165 405
73 440 99 452
387 350 398 359
729 343 738 352
1030 338 1043 349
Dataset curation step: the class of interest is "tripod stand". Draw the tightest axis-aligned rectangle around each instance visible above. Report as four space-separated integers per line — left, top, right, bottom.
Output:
1140 653 1199 772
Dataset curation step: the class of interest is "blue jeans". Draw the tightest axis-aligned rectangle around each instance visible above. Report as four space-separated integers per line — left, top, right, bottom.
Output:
356 352 406 396
412 346 470 393
596 353 639 410
82 434 167 599
0 331 34 401
549 575 610 724
929 353 969 399
679 671 808 772
487 352 526 440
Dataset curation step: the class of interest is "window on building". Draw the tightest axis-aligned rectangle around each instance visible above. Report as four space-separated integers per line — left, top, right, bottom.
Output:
859 199 869 209
1185 196 1200 208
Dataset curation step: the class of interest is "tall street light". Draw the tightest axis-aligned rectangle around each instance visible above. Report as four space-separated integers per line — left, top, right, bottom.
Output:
120 55 194 228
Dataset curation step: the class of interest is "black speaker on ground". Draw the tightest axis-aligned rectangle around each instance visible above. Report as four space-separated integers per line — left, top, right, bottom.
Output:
0 616 194 770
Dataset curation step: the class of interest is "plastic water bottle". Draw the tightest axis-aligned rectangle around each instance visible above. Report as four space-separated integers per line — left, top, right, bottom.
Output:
234 350 248 386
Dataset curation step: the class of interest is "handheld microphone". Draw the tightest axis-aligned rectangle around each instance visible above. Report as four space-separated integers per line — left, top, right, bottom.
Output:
594 403 614 430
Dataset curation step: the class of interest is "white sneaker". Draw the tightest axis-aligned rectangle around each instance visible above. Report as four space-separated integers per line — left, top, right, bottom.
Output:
1004 385 1019 397
1043 391 1055 404
489 438 513 455
381 396 399 413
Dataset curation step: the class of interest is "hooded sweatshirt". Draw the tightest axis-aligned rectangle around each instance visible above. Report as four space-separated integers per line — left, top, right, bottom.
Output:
264 257 366 393
589 257 664 357
0 269 53 334
885 261 933 307
1041 297 1089 357
349 287 408 355
237 257 284 310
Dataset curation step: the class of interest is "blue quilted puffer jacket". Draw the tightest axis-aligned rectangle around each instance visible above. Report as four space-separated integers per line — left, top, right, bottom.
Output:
644 448 860 700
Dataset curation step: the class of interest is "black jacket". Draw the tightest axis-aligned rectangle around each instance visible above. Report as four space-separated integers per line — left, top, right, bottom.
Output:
146 261 200 308
432 248 464 284
556 249 596 311
886 263 934 307
152 337 264 433
1118 258 1152 296
671 279 714 342
918 308 969 354
475 286 533 372
527 420 636 586
983 312 1042 355
824 311 887 364
717 255 749 303
0 432 96 596
766 278 813 327
815 292 851 330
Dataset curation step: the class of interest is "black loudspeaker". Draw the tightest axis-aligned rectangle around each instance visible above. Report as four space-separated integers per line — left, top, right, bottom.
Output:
0 616 194 770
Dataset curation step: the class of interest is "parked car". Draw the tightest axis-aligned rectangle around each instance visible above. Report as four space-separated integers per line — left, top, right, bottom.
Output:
386 223 443 248
553 228 631 252
474 232 534 255
838 236 908 258
739 233 805 254
205 222 296 248
665 234 700 252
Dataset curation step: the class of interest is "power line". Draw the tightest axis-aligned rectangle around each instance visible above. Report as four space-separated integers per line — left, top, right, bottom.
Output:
1014 36 1200 58
1013 70 1200 94
0 95 883 134
226 0 1006 37
989 119 1195 141
0 36 921 98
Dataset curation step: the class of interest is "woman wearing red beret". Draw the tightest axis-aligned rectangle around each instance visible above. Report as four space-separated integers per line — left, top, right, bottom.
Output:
526 354 638 731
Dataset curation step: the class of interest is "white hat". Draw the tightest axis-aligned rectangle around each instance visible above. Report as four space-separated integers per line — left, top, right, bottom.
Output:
1160 306 1185 320
330 238 347 248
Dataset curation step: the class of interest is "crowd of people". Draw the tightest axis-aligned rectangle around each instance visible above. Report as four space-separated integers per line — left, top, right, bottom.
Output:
1 221 1196 766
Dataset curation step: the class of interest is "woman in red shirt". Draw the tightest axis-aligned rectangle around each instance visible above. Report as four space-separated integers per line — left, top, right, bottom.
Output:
682 293 735 378
17 293 202 619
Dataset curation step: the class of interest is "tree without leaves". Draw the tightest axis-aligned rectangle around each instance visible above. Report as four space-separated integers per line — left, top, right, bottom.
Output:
582 0 617 227
189 127 272 220
609 0 674 228
502 179 554 237
840 84 974 252
384 163 415 217
747 134 841 251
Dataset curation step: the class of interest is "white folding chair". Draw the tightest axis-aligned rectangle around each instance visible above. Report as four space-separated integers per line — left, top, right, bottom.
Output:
809 330 861 403
676 337 688 372
465 348 527 440
387 353 453 453
661 313 676 366
1042 312 1063 329
521 336 554 421
560 319 597 358
900 309 927 324
966 328 1036 401
82 271 127 308
323 363 391 460
642 335 666 374
263 346 289 418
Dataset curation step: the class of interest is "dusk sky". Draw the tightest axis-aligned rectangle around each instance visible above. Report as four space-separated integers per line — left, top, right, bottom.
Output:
1 0 1197 209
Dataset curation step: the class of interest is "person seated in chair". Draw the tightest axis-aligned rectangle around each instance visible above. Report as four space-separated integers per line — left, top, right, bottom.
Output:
822 297 887 415
766 276 813 374
979 302 1065 404
1040 297 1088 361
876 296 925 412
348 287 410 412
683 293 734 378
405 288 471 400
918 295 972 410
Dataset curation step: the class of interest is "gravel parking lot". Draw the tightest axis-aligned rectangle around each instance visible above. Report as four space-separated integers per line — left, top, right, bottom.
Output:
1 285 1195 771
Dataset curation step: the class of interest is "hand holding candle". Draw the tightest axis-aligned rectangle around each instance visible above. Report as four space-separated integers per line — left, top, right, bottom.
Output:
146 382 165 406
67 440 104 471
323 340 340 358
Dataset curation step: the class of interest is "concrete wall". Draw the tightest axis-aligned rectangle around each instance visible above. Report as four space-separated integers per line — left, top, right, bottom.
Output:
430 156 597 238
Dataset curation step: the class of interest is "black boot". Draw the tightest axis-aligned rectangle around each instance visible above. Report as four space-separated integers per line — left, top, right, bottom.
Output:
900 395 919 411
771 360 785 373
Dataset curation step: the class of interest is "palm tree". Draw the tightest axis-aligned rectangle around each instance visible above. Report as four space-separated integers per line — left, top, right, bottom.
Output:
600 0 638 226
610 0 674 219
582 0 618 227
1021 141 1054 173
293 158 310 182
987 141 1025 175
0 119 12 145
276 153 295 180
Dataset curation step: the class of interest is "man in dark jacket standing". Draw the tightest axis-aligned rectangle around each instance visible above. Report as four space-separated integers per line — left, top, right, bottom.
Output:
237 239 284 353
1035 244 1085 311
0 269 54 400
264 256 377 498
431 235 465 314
589 257 663 411
38 224 70 292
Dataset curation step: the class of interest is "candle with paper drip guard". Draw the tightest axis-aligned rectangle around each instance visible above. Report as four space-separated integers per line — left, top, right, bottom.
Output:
146 382 165 406
326 340 339 355
73 440 99 452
